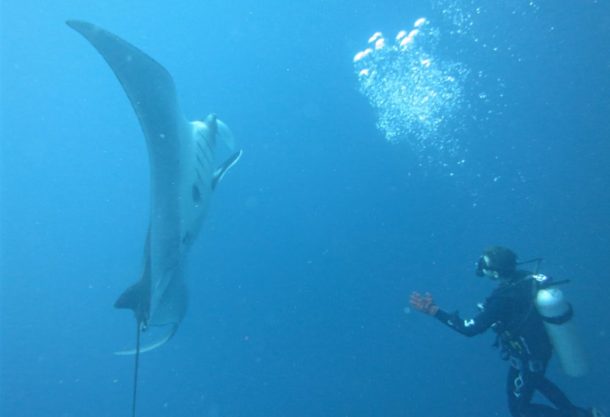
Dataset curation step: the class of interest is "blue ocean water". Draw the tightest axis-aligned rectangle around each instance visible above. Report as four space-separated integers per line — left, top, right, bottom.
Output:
1 0 609 416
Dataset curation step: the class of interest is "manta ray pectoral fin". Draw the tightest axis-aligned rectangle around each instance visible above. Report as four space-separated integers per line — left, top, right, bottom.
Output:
212 150 243 190
114 324 179 356
66 20 185 145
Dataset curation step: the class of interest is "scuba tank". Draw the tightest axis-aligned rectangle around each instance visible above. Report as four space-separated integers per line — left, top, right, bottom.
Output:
532 274 589 377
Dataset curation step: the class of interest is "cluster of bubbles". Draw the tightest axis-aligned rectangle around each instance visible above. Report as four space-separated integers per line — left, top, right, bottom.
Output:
354 17 469 161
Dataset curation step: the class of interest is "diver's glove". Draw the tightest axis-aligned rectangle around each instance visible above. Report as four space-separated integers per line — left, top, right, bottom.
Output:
409 291 440 316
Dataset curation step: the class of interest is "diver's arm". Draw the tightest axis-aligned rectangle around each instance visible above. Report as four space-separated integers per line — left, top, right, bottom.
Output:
409 291 501 337
434 301 501 337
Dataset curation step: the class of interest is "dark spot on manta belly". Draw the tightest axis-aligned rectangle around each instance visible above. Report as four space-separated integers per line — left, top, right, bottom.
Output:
192 184 201 203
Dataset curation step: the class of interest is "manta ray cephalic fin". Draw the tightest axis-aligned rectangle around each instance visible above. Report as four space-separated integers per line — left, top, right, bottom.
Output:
212 150 243 190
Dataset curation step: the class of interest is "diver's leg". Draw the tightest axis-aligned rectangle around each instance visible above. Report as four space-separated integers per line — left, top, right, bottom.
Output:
506 365 574 417
537 375 594 417
537 376 577 410
507 366 535 417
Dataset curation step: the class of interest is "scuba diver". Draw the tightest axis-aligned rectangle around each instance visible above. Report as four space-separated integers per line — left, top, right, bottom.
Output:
409 246 604 417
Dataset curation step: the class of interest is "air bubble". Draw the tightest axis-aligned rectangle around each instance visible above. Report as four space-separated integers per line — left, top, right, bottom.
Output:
354 17 469 162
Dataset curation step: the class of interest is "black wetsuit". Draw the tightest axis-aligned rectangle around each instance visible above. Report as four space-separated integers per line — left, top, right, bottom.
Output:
435 271 586 417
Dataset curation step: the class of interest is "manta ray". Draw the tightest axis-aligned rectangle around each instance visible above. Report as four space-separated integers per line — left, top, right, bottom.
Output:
67 19 242 415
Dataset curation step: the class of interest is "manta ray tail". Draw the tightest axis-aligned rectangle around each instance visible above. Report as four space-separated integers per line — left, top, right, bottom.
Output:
131 322 142 417
122 323 177 417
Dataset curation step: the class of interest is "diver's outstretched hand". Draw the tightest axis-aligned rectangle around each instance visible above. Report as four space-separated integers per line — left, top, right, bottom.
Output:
409 291 439 316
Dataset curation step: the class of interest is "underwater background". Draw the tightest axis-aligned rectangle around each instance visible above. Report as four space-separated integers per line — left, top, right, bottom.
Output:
1 0 609 416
